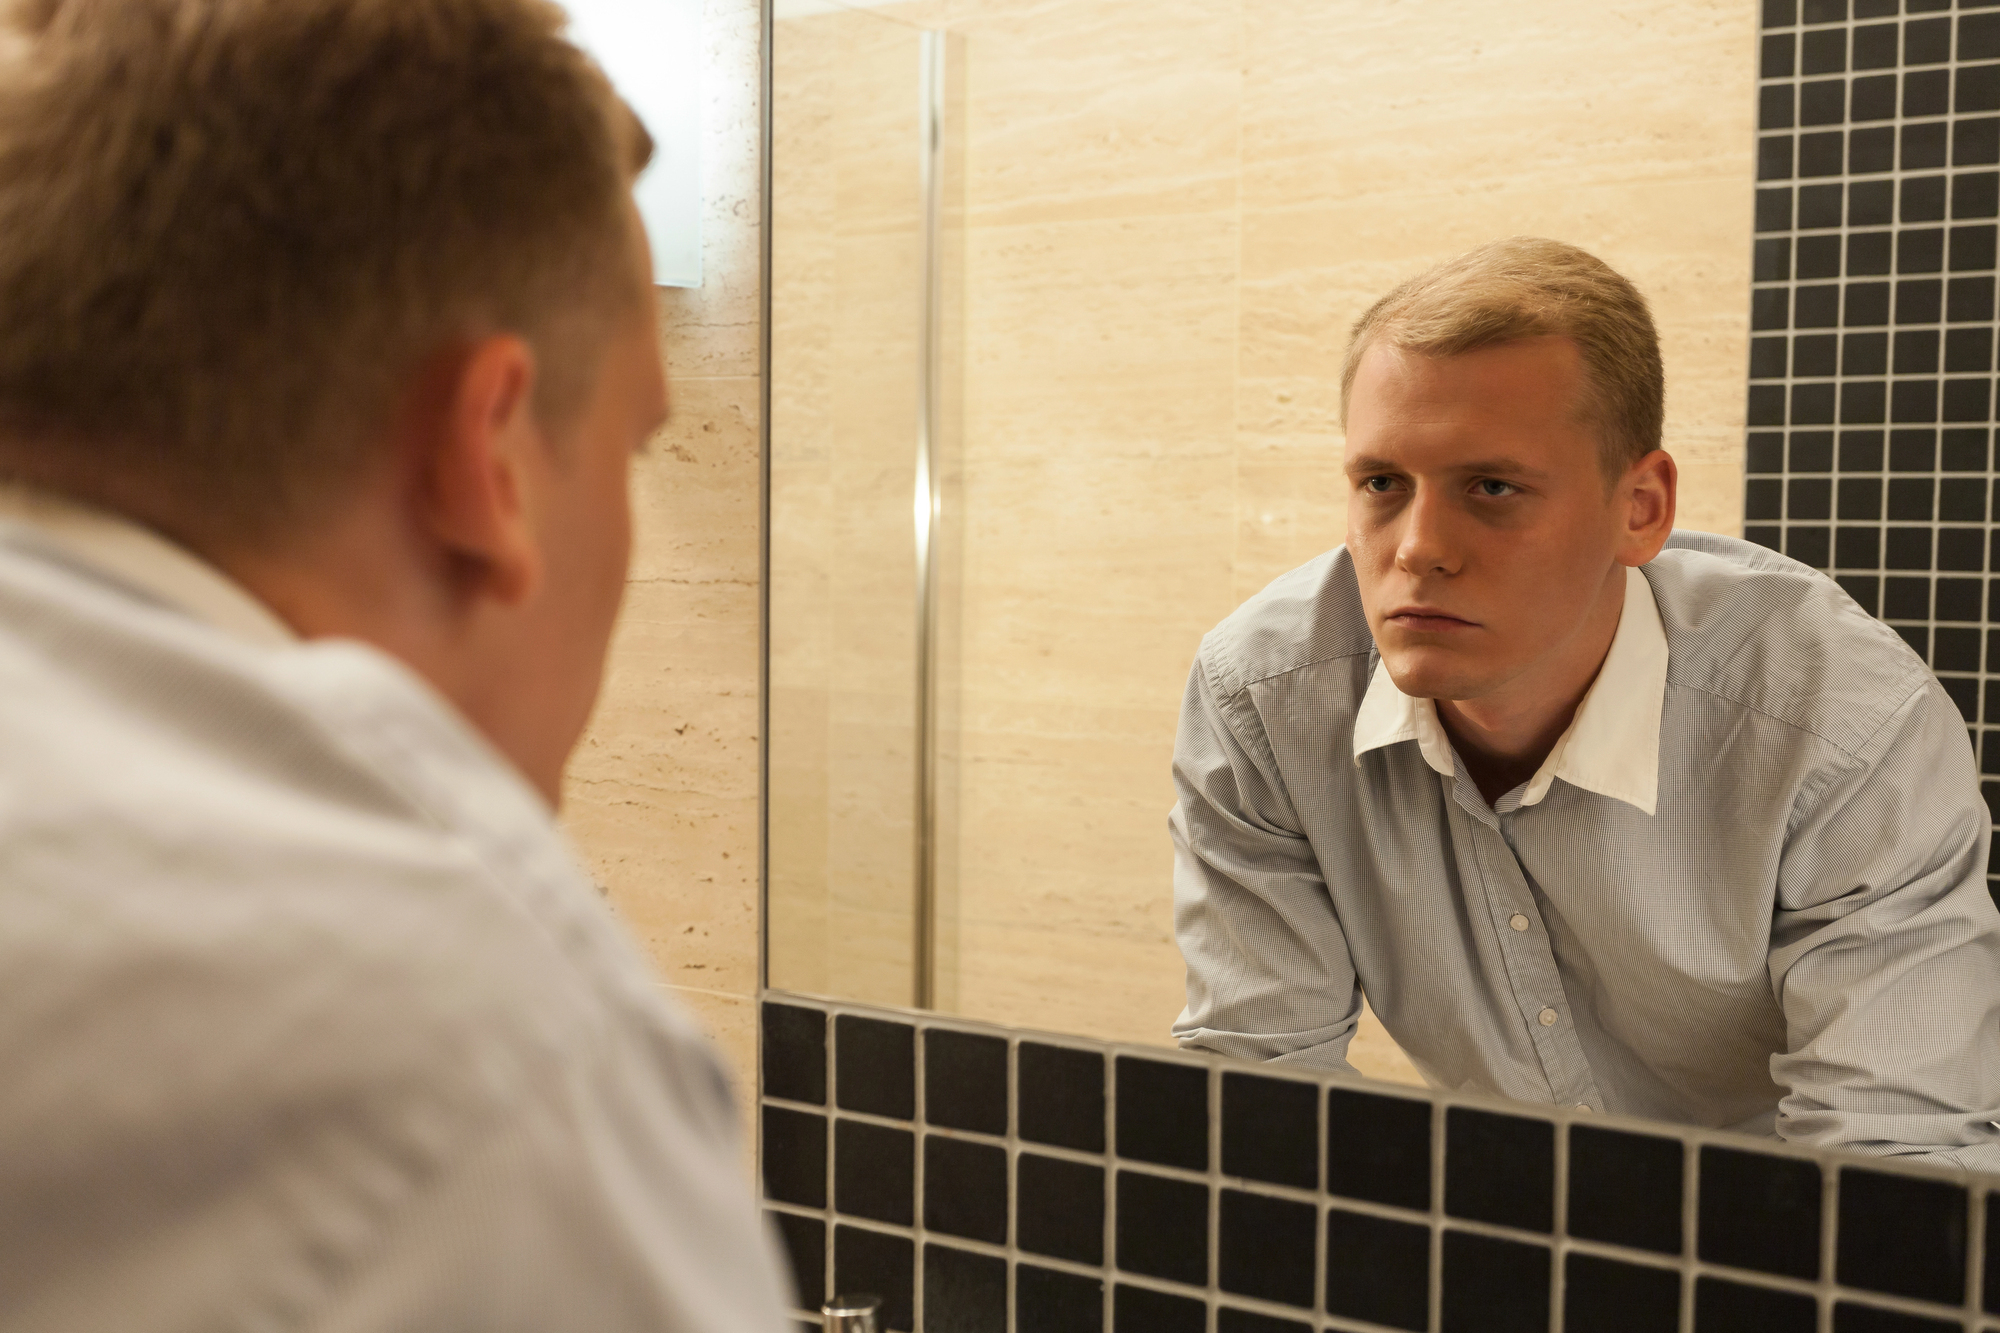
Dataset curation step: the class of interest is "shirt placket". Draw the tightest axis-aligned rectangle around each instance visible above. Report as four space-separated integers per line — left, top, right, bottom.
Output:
1446 776 1603 1112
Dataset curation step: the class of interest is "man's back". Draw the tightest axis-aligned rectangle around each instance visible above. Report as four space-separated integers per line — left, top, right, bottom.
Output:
1173 530 2000 1167
0 532 792 1331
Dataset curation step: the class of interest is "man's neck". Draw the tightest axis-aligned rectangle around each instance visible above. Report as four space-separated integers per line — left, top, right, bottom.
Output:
1434 569 1628 805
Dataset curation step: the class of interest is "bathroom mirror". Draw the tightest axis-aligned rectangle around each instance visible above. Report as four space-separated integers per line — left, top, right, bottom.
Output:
762 0 1759 1083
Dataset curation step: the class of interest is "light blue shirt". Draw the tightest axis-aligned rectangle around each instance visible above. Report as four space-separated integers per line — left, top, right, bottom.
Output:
1170 531 2000 1169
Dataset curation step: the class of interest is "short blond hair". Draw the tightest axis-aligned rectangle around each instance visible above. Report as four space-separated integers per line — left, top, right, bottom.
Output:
0 0 653 544
1340 238 1664 477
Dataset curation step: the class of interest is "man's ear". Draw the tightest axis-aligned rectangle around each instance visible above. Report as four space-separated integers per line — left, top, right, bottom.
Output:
1617 448 1678 567
407 334 546 607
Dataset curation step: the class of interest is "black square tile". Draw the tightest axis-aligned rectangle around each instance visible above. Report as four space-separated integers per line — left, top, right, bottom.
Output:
1838 1168 1966 1305
1839 477 1883 521
923 1244 1004 1333
1841 428 1886 469
1694 1275 1815 1333
1018 1264 1102 1333
1763 32 1796 79
1847 280 1891 324
1850 126 1895 174
1755 237 1791 282
1908 15 1953 63
1940 576 1983 621
1853 72 1897 120
1746 525 1783 555
1750 384 1785 426
1905 174 1949 223
1748 432 1785 473
1895 327 1941 372
764 1106 828 1208
1849 225 1894 271
1220 1189 1314 1309
1946 326 1993 372
1957 171 2000 220
1836 530 1881 570
1799 284 1842 328
837 1016 915 1120
924 1029 1007 1135
1841 380 1886 424
1568 1125 1683 1255
1799 232 1843 277
1564 1253 1679 1333
1327 1087 1430 1210
1987 1192 2000 1315
1889 477 1935 520
1801 0 1842 21
1888 527 1934 569
1798 78 1843 127
1116 1169 1208 1287
1440 1230 1549 1333
924 1135 1006 1244
1747 478 1781 522
1697 1146 1821 1280
1942 675 1979 722
1902 228 1947 274
1906 66 1952 115
1218 1310 1310 1333
835 1225 914 1333
1953 223 1998 270
1801 182 1844 229
1962 63 2000 114
1940 528 1986 571
1019 1043 1104 1152
1116 1057 1207 1171
1832 1303 1960 1333
1786 525 1830 567
1906 119 1949 169
1757 187 1793 232
1222 1072 1316 1189
1937 625 1982 670
1949 274 1995 320
1944 428 1990 471
1795 334 1839 378
1800 129 1844 176
770 1209 826 1310
1790 476 1832 518
1959 118 2000 167
1794 427 1834 469
1891 428 1936 470
835 1120 913 1226
1444 1107 1553 1233
1971 11 2000 60
1113 1285 1203 1333
1017 1153 1104 1265
1893 379 1939 423
764 1002 827 1105
1806 25 1852 71
1948 379 1994 422
1753 289 1790 334
1325 1206 1429 1332
1846 332 1890 375
1762 83 1797 130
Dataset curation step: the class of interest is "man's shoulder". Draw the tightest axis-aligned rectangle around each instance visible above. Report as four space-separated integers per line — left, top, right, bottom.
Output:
1652 530 1934 754
1195 547 1374 702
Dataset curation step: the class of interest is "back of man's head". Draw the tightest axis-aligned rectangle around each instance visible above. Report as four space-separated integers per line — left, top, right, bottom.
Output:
0 0 651 546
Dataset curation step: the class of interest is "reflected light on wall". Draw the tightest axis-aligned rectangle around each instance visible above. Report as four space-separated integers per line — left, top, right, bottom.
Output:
561 0 703 288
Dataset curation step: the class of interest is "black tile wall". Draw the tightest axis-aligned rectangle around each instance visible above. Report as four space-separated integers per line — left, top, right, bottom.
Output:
1751 0 2000 905
762 992 1995 1332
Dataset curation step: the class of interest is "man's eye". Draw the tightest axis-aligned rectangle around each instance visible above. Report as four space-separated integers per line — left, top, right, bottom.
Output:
1362 476 1398 493
1474 479 1516 498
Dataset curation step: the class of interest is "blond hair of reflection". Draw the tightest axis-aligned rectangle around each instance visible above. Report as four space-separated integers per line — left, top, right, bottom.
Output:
0 0 652 544
1340 237 1667 478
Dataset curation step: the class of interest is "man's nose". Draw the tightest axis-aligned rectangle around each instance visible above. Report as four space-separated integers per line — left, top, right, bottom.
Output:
1394 486 1460 577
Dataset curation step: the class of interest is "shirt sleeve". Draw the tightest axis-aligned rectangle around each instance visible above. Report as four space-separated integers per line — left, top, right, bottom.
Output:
309 1018 799 1333
1169 651 1366 1071
1768 674 2000 1170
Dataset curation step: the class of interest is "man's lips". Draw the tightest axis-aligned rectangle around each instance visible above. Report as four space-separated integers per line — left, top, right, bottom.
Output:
1384 606 1479 632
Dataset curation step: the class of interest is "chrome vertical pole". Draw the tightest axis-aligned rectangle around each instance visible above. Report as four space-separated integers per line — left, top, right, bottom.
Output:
911 29 945 1010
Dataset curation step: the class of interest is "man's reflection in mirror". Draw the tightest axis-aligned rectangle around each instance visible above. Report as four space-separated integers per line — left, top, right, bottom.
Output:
1171 238 2000 1169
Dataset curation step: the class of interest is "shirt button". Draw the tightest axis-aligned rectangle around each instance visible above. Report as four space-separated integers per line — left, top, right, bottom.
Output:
1574 1103 1592 1113
1508 913 1530 932
1538 1007 1558 1027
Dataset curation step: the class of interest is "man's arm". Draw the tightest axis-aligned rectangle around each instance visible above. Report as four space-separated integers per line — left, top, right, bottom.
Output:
1170 652 1365 1070
1770 675 2000 1170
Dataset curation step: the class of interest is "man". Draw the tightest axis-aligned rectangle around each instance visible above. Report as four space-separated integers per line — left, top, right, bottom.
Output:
0 1 792 1328
1171 237 2000 1167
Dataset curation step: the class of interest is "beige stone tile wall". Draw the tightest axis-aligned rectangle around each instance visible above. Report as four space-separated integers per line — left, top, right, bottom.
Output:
765 0 1759 1084
561 0 768 1147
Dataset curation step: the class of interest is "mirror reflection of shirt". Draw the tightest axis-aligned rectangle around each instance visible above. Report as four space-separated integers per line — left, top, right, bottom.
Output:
1170 530 2000 1171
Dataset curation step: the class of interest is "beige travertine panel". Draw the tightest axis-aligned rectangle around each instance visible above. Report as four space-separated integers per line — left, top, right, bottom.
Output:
765 0 1759 1081
563 0 768 1144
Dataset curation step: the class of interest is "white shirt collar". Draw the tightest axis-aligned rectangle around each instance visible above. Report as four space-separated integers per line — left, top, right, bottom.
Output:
1352 564 1668 816
0 486 297 649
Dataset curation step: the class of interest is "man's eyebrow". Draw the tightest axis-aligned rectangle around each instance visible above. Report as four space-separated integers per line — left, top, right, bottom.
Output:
1342 453 1554 479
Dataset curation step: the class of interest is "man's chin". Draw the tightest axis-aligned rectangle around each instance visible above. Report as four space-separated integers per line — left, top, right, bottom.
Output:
1378 648 1493 704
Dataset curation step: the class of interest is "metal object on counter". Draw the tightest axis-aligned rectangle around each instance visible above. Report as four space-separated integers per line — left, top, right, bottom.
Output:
822 1292 882 1333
